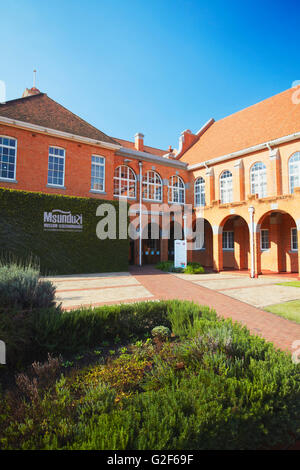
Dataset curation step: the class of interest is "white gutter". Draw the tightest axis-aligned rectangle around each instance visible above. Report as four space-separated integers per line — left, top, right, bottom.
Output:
117 147 187 168
139 161 143 267
187 131 300 171
0 115 121 150
248 206 255 278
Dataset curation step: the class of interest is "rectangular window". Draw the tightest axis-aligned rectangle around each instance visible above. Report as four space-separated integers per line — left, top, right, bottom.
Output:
291 228 298 251
47 147 65 187
91 155 105 192
222 231 234 250
0 137 16 180
261 229 269 250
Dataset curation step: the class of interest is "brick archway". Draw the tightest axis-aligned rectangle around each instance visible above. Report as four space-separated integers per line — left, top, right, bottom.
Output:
190 218 213 269
219 214 250 271
256 210 298 275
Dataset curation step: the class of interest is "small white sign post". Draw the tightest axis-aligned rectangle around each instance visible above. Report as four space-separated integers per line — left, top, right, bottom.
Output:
174 240 187 269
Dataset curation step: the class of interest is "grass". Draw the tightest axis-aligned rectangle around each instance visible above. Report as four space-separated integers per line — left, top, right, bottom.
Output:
276 281 300 288
265 299 300 324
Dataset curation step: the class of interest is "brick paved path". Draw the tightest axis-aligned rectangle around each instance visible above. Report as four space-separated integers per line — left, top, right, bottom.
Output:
130 265 300 353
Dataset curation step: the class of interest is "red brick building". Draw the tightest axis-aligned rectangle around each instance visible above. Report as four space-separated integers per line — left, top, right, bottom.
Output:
1 86 300 276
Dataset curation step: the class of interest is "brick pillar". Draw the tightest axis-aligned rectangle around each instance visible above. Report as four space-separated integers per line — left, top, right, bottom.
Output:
233 159 245 202
160 237 168 262
212 226 223 271
255 226 261 275
269 148 282 196
270 214 283 272
205 167 215 205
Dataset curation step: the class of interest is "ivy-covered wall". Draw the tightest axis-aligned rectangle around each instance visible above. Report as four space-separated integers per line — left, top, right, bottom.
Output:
0 188 129 275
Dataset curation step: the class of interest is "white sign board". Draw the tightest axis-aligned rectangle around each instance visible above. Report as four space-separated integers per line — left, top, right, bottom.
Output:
43 209 83 232
174 240 187 268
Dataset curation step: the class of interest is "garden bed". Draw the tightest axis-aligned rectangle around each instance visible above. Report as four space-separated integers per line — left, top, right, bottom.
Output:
1 299 300 450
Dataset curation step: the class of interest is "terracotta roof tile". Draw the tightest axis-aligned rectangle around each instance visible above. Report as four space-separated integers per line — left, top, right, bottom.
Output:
0 93 119 145
181 87 300 165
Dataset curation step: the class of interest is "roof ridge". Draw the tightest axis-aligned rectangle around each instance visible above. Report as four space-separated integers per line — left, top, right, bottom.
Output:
0 92 46 106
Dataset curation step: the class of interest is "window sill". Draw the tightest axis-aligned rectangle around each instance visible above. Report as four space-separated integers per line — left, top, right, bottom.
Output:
261 249 270 252
0 178 17 184
223 248 234 252
46 184 66 190
90 190 106 195
114 195 137 200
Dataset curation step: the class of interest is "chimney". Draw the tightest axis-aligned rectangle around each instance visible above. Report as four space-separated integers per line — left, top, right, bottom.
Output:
134 133 144 152
22 87 41 98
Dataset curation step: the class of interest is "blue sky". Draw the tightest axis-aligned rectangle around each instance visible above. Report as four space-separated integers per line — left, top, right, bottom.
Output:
1 0 300 150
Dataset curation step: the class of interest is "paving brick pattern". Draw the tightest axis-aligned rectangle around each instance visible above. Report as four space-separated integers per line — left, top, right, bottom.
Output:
130 266 300 353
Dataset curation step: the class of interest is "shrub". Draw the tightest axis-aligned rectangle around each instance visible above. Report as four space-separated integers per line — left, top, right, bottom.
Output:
155 261 205 274
1 300 300 450
0 262 56 311
183 262 205 274
151 326 171 342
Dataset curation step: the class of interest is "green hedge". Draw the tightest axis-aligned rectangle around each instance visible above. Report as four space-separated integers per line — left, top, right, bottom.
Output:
0 187 129 275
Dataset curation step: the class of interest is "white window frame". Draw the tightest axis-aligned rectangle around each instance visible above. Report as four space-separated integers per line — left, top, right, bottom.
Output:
113 165 137 199
220 170 233 204
142 170 162 202
194 177 205 207
260 229 270 251
222 230 234 251
91 155 105 193
291 227 298 252
0 136 17 181
289 152 300 194
47 146 65 187
250 162 267 198
168 175 185 204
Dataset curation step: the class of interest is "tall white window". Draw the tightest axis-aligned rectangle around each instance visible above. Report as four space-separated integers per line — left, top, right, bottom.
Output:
261 229 269 250
168 175 185 204
142 170 162 202
194 177 205 207
114 165 136 198
222 231 234 250
220 170 233 203
91 155 105 192
250 162 267 198
0 137 17 180
291 228 298 251
47 147 65 187
289 152 300 193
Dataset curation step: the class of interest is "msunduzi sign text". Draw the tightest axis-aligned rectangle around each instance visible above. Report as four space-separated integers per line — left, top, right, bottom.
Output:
44 209 83 232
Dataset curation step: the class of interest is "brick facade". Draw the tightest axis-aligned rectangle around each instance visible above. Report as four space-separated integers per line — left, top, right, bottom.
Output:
1 87 300 275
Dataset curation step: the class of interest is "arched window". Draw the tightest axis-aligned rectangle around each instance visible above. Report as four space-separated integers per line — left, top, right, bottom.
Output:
168 175 185 204
194 177 205 207
220 170 233 203
289 152 300 193
250 162 267 198
113 165 136 198
142 170 162 202
0 136 17 181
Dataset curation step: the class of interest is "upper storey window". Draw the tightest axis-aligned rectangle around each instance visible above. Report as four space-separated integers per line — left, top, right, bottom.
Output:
142 170 162 202
168 175 185 204
91 155 105 192
250 162 267 198
0 137 17 181
47 147 65 187
194 177 205 207
114 165 136 198
289 152 300 193
220 170 233 203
